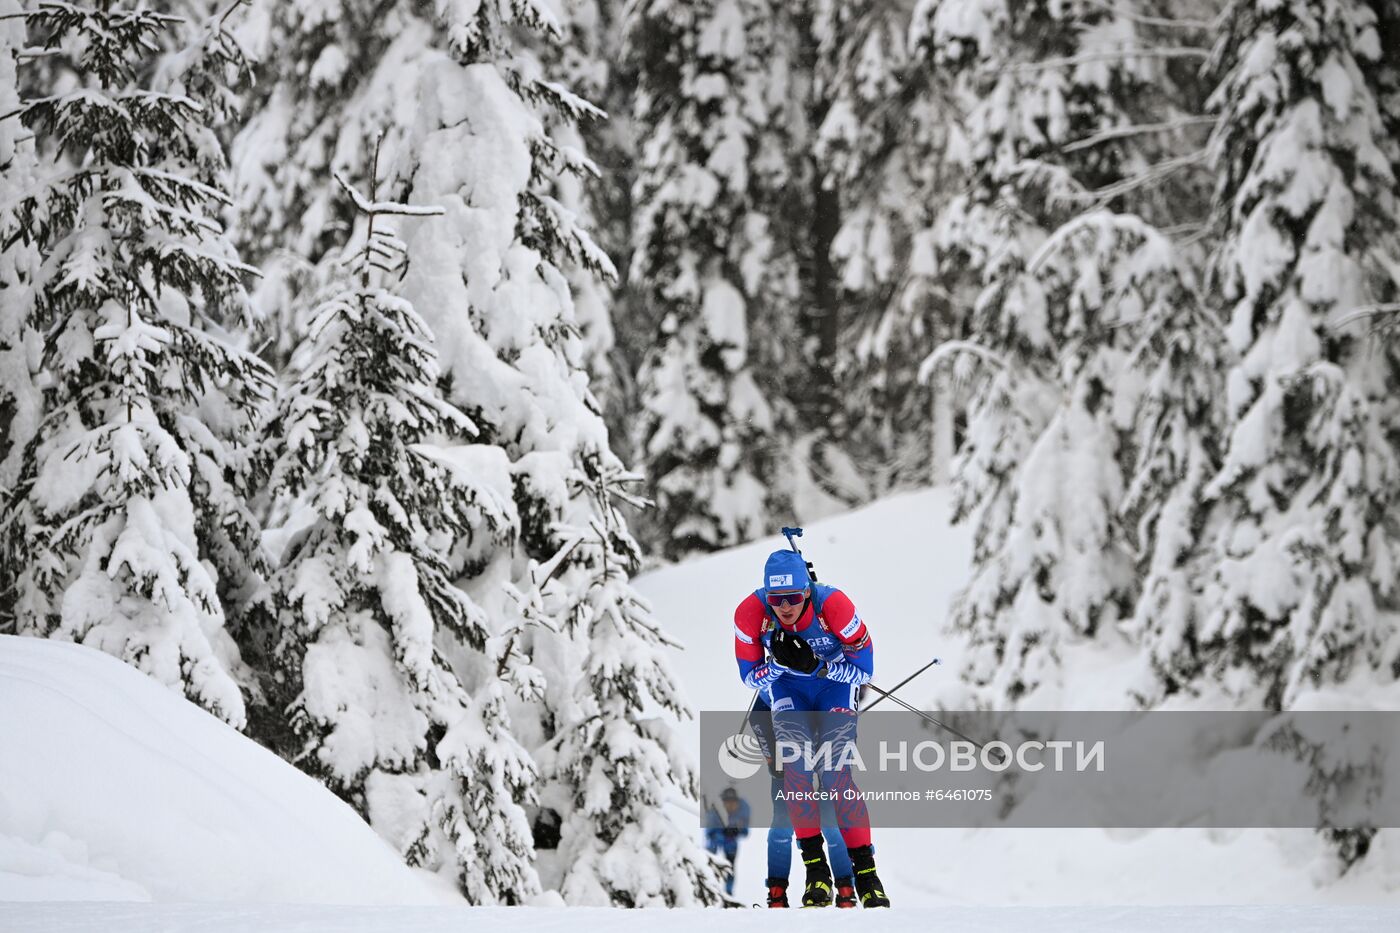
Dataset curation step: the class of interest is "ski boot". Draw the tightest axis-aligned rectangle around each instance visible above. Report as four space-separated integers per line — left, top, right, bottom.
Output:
848 844 890 907
765 877 790 908
834 875 857 908
798 835 833 907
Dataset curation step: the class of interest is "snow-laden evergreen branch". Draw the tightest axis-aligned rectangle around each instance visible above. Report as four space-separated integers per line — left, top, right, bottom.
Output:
1068 149 1211 209
1080 0 1219 31
1060 116 1219 154
331 171 446 219
1328 303 1400 329
989 47 1211 74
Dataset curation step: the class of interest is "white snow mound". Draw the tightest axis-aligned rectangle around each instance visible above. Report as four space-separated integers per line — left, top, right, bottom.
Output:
0 635 443 904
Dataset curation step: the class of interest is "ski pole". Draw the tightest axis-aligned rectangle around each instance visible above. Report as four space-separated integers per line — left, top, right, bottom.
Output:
736 686 760 738
861 656 942 713
860 680 1008 765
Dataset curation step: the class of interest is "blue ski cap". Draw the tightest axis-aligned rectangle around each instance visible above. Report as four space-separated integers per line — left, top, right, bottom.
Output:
763 550 811 593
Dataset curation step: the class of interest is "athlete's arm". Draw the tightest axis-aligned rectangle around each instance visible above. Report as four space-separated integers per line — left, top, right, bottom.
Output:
817 589 873 685
735 594 781 688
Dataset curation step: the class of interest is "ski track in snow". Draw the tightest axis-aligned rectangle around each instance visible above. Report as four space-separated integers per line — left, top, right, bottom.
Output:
3 904 1400 932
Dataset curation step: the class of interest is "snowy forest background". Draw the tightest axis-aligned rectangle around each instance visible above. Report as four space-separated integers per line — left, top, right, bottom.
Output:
3 0 1400 909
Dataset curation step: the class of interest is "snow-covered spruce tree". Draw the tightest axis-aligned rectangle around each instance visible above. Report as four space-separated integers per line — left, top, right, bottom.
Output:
625 0 796 559
944 214 1208 704
912 0 1214 705
237 0 723 903
1117 230 1227 706
0 0 42 526
261 170 541 903
737 3 867 524
815 0 964 492
151 1 277 646
233 0 619 370
909 0 1215 337
912 0 1121 605
533 452 724 905
735 0 877 517
0 3 272 724
229 0 415 370
1197 0 1400 709
528 0 630 421
1372 5 1400 180
409 7 725 899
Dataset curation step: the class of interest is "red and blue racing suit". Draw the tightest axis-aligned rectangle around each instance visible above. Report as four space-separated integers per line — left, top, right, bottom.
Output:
734 583 874 848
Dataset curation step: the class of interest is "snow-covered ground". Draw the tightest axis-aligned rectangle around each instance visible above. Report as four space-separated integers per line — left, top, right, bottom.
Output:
0 636 446 905
5 487 1400 930
633 487 1400 908
4 903 1400 932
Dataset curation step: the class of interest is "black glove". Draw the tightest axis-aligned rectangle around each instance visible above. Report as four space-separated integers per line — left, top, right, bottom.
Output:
723 826 741 839
770 628 820 674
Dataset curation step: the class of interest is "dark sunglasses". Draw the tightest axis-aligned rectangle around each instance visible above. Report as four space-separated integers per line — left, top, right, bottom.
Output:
765 589 808 609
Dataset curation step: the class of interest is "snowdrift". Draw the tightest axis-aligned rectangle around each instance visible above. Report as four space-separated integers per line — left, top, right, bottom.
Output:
0 635 442 904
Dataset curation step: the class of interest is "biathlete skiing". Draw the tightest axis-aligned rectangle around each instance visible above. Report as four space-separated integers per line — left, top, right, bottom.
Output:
733 539 890 908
